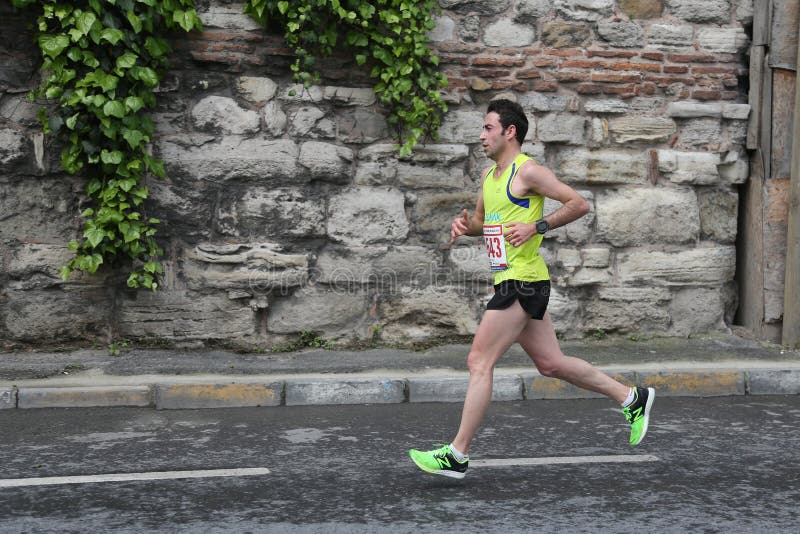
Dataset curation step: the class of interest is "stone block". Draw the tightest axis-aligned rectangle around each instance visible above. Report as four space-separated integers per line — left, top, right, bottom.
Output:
596 187 698 246
327 187 409 246
0 388 16 409
608 116 676 143
289 106 335 138
520 92 569 112
646 24 694 49
748 370 800 395
597 22 644 47
395 162 470 190
298 141 353 182
0 127 27 166
337 108 389 144
676 118 723 148
584 99 630 113
3 285 112 342
117 290 256 341
667 102 723 118
668 287 727 336
409 375 523 402
438 111 485 143
538 113 587 144
563 267 613 286
555 0 614 21
515 0 553 21
440 0 511 15
447 246 493 283
429 15 456 41
666 0 731 24
635 371 746 396
541 23 592 48
698 189 738 243
184 242 308 293
237 76 278 102
722 103 751 120
582 288 672 332
155 382 283 409
18 386 152 409
0 179 79 243
619 0 664 19
198 2 263 30
548 285 579 333
285 378 406 406
263 101 287 136
618 246 736 286
267 285 368 334
657 149 721 184
411 191 476 244
582 247 611 268
378 286 479 341
697 27 749 54
315 245 440 287
556 148 650 185
159 136 299 183
217 188 327 239
191 96 260 135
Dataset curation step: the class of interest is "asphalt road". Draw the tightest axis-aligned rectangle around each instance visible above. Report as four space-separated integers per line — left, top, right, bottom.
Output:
0 396 798 533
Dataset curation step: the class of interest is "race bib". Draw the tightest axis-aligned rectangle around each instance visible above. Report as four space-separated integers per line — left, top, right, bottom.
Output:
483 224 508 271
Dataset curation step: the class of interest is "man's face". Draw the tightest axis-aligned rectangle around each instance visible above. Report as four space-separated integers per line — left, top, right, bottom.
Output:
480 111 511 160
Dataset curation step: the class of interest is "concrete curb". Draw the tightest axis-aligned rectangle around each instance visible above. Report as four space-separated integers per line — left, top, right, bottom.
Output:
1 366 799 410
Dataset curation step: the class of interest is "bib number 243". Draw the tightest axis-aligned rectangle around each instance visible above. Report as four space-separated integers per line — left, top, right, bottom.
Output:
483 224 508 271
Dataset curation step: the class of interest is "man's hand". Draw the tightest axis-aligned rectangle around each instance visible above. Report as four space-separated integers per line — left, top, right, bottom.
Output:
503 221 536 247
451 209 471 244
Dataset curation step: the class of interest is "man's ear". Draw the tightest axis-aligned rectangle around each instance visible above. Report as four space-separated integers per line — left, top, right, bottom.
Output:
505 124 516 140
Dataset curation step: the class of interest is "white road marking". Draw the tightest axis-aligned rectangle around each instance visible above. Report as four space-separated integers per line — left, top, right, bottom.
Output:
0 467 271 489
472 454 659 468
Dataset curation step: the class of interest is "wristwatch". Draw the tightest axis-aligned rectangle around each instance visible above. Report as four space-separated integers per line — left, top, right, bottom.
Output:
535 218 550 235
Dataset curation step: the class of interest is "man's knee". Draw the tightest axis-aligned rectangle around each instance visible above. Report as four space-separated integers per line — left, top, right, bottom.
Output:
466 351 495 376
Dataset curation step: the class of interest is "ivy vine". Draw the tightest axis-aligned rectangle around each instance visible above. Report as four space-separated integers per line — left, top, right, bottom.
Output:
243 0 449 156
12 0 202 290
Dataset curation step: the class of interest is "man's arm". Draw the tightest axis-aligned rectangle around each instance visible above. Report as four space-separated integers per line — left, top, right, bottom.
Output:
504 162 589 247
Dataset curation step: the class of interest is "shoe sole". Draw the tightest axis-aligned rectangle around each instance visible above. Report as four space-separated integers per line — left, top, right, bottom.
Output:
631 388 655 446
408 451 467 479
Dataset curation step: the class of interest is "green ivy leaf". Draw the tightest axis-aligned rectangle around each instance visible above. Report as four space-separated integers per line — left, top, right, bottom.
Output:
100 149 124 164
103 100 126 118
85 228 106 248
100 28 125 45
122 129 146 148
38 35 70 59
76 12 98 36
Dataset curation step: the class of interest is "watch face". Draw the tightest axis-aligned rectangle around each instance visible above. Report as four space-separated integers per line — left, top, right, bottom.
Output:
537 220 548 233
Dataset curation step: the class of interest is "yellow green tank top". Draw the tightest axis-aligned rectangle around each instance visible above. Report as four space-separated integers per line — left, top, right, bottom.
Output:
482 153 549 284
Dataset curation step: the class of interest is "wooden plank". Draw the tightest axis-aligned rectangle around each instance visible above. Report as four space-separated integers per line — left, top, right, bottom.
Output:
761 53 774 184
782 21 800 347
769 0 799 70
748 46 766 150
753 0 772 46
771 69 797 180
736 150 766 338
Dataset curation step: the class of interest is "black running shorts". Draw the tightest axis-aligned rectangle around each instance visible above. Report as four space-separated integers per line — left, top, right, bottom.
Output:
486 279 550 320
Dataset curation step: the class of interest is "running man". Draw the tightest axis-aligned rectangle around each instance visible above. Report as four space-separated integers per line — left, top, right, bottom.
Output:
408 99 655 479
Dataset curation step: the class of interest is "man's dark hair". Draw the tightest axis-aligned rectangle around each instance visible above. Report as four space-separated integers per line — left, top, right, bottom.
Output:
487 99 528 145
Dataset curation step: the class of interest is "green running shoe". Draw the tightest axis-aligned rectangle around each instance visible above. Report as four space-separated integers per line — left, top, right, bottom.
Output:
622 386 655 446
408 444 468 479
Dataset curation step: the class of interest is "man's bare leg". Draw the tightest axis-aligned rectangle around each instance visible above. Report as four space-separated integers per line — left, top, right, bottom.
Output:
517 311 629 403
451 302 531 455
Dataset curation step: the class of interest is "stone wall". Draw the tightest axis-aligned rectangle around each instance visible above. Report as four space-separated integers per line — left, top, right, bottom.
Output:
0 1 753 347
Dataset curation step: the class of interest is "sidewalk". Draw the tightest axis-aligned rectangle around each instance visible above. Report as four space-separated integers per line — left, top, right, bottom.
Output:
1 333 799 410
